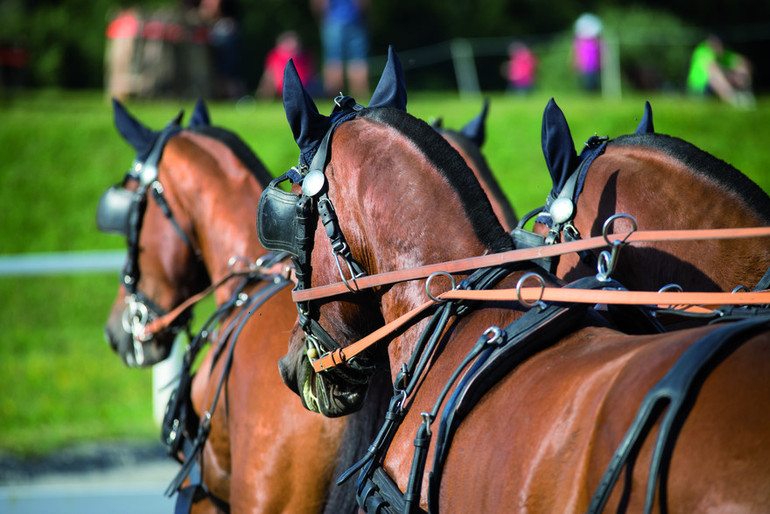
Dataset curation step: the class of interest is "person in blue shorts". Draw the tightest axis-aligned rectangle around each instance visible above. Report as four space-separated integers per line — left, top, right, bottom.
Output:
311 0 369 98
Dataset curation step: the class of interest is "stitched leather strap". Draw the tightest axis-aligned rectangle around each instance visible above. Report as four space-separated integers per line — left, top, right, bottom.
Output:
311 287 770 372
293 226 770 303
141 257 293 340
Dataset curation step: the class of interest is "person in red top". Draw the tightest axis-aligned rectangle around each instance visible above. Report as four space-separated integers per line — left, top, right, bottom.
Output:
503 41 537 93
256 31 317 98
104 7 143 100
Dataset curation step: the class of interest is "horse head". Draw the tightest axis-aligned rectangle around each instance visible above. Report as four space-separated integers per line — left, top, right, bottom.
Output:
261 47 511 417
431 99 518 230
263 47 407 416
100 99 211 367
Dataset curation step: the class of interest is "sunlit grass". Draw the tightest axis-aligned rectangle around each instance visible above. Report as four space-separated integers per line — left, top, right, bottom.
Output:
0 89 767 456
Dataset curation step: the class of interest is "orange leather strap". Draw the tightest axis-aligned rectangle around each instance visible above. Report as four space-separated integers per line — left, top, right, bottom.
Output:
294 226 770 304
310 287 770 372
141 258 293 340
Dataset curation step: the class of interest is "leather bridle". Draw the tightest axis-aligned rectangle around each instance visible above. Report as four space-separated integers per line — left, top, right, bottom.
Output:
98 120 202 364
257 96 378 382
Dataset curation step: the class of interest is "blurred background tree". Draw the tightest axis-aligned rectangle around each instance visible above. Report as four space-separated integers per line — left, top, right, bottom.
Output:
1 0 768 93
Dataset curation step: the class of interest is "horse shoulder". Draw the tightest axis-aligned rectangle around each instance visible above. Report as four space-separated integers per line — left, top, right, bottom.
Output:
435 325 653 511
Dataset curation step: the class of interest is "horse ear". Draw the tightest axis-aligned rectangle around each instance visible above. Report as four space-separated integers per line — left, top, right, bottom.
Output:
172 109 184 126
634 101 654 134
283 59 331 165
368 46 407 111
541 98 578 194
189 99 210 127
459 98 490 148
112 97 157 156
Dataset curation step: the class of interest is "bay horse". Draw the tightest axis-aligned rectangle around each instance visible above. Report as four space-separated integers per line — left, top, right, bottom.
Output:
432 99 518 231
528 99 770 294
261 50 770 512
99 99 387 513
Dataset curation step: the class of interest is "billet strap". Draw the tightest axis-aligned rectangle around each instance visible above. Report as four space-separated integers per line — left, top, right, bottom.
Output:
310 287 770 373
293 226 770 303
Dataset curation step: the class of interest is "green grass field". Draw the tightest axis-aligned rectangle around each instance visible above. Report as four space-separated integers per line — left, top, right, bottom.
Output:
1 89 768 456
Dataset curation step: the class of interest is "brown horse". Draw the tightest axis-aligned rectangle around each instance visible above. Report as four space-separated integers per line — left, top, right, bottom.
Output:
432 100 518 231
99 99 387 513
529 99 770 294
262 51 770 512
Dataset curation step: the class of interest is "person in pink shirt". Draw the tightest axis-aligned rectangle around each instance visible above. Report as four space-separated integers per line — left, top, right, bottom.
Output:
504 41 538 93
256 31 317 98
572 13 603 92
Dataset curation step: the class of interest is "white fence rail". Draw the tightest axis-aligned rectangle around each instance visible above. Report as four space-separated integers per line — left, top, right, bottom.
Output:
2 249 181 427
0 250 125 276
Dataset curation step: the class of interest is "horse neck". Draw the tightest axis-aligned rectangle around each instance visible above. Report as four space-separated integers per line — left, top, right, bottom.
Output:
441 130 517 231
168 132 266 305
586 143 770 230
575 142 770 290
325 117 512 362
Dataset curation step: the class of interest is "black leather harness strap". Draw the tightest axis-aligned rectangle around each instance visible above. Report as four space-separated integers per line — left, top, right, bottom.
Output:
425 276 610 511
588 314 770 514
165 276 291 512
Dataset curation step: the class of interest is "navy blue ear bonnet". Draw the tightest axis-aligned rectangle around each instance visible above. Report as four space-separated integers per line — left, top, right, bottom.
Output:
113 98 185 164
541 98 580 197
188 98 211 128
459 98 490 148
282 45 408 169
541 98 655 199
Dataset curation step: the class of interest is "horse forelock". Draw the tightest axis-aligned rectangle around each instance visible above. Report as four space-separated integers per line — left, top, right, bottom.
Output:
609 133 770 223
188 125 273 188
360 108 514 253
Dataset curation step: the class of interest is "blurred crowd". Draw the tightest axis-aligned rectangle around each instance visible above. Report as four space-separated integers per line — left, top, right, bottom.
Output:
105 6 755 107
104 0 244 100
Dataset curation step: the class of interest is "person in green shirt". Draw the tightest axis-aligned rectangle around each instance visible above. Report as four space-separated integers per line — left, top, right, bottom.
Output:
687 34 754 107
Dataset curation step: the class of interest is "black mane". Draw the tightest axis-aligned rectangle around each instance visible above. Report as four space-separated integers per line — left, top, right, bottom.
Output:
360 108 514 253
610 133 770 223
189 125 274 188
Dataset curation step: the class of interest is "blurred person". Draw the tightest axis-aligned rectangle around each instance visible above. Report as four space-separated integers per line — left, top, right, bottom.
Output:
199 0 245 99
256 31 317 99
311 0 369 98
502 41 537 94
572 13 603 92
687 34 754 108
104 7 142 100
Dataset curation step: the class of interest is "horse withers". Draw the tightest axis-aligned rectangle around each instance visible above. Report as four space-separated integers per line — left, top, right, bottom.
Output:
260 49 770 512
99 99 386 513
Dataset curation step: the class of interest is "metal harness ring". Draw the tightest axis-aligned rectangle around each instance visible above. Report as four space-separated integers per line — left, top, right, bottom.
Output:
334 253 364 293
516 272 546 309
658 283 685 310
602 213 638 246
425 271 456 302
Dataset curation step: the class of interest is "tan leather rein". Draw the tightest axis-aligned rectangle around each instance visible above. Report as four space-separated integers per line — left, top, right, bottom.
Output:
311 287 770 373
295 226 770 303
139 258 293 341
304 225 770 372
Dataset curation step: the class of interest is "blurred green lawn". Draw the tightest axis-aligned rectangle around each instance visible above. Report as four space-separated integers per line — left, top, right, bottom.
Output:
1 89 768 456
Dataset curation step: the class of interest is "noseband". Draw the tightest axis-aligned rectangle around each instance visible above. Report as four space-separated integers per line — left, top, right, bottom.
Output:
258 96 375 380
98 121 200 363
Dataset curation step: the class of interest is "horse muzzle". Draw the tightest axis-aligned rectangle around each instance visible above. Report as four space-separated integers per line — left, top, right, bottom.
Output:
279 347 368 417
